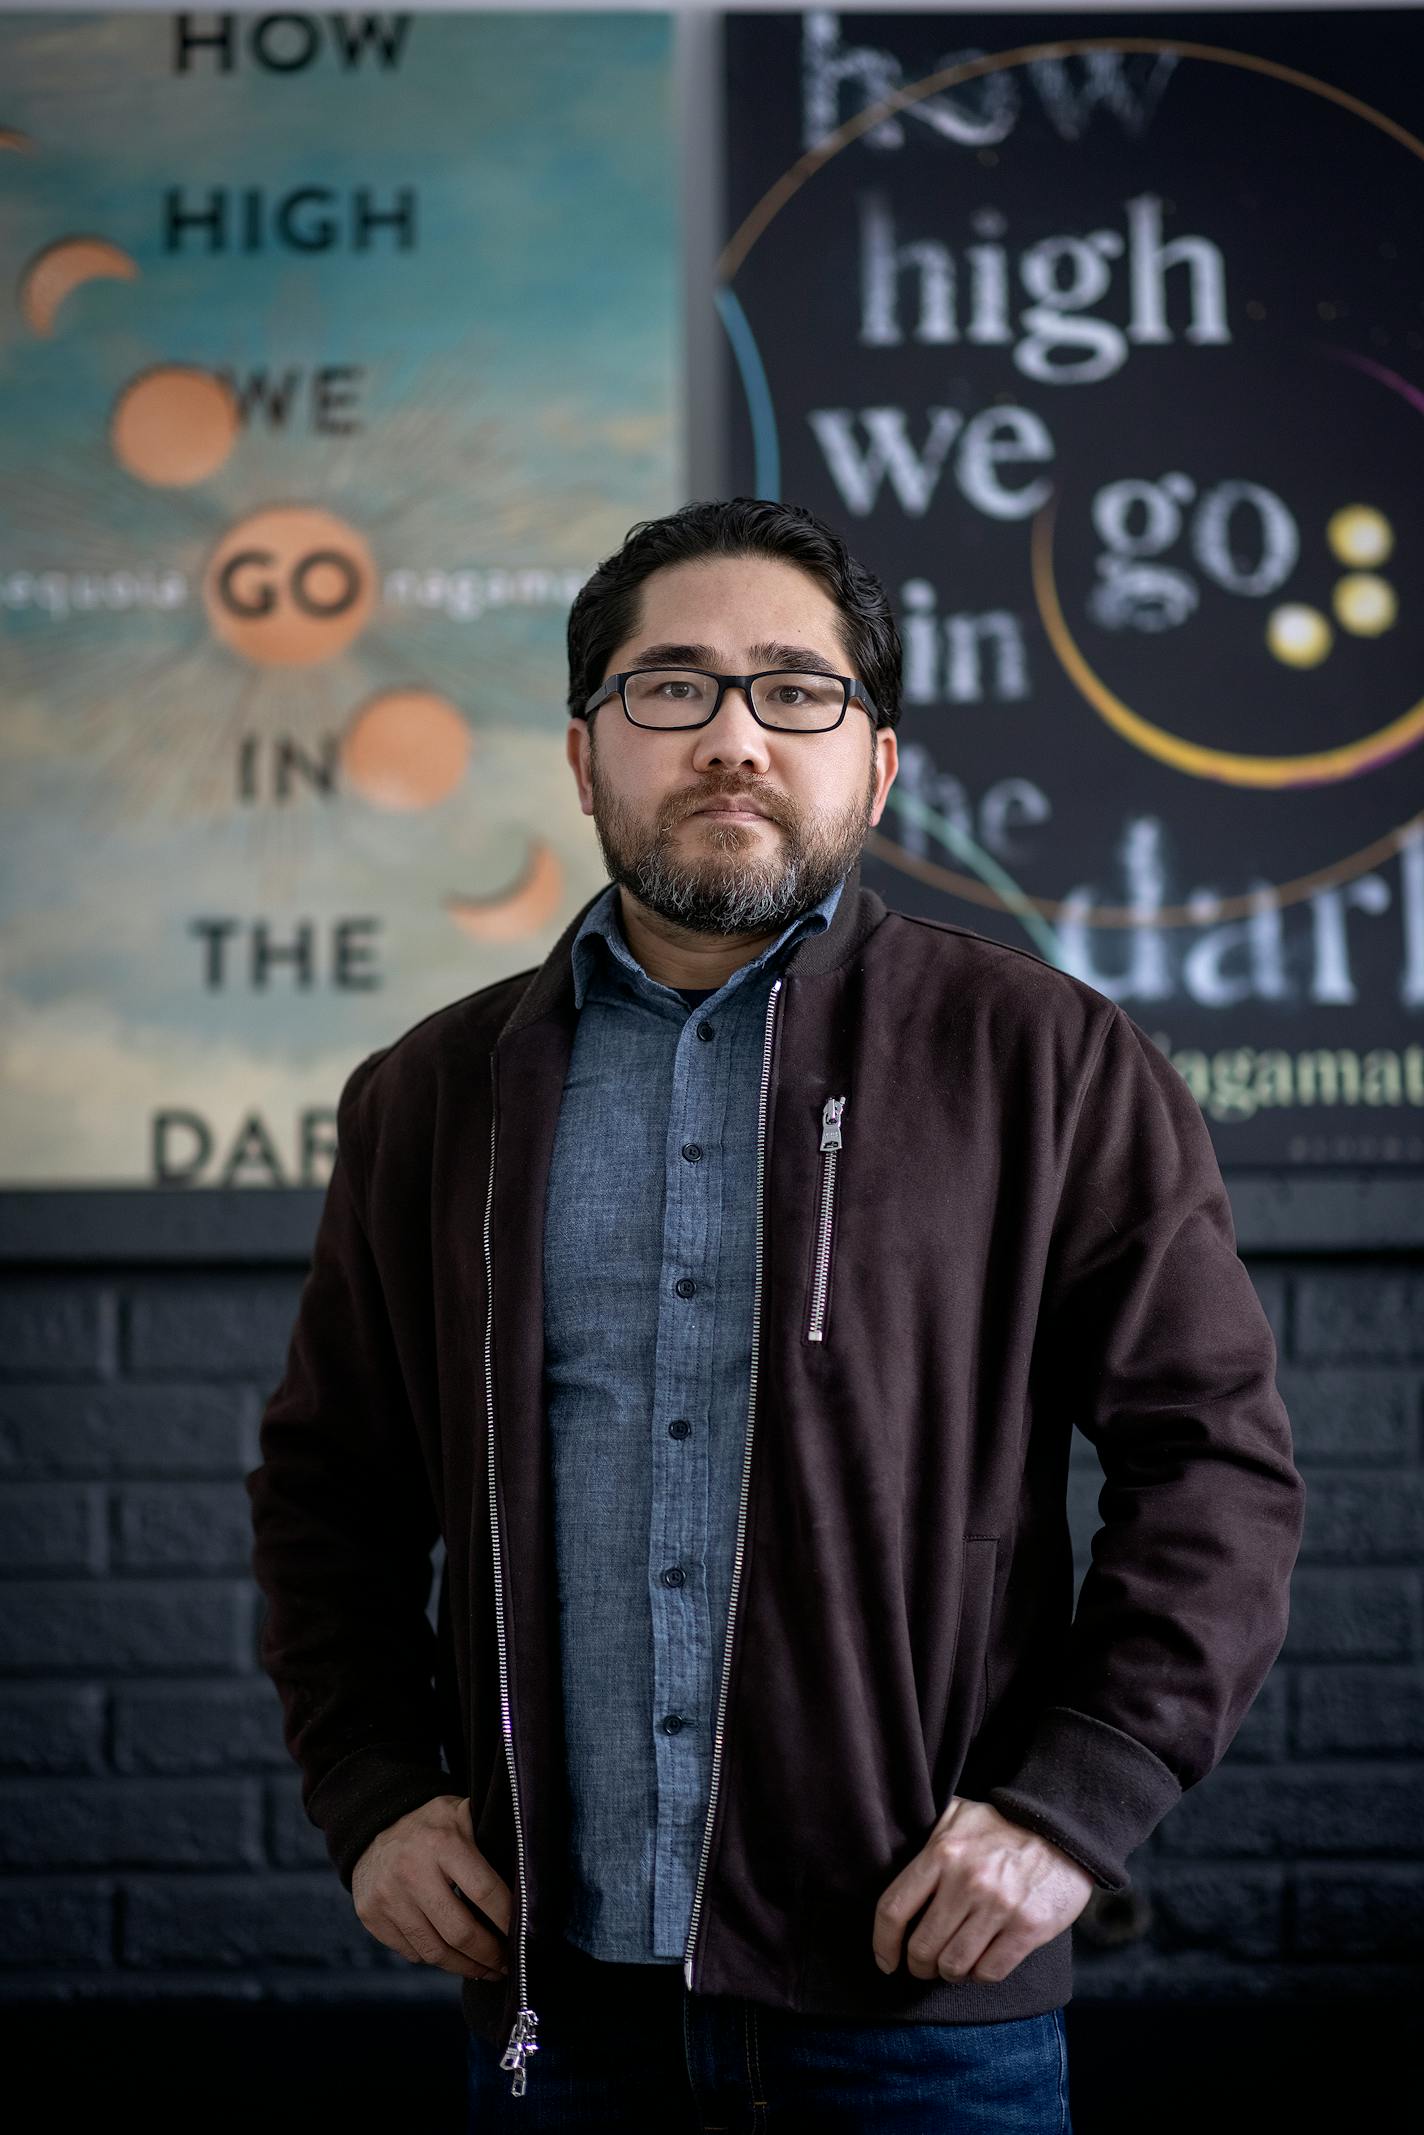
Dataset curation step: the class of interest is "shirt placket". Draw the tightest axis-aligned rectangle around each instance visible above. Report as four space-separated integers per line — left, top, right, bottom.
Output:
646 981 742 1957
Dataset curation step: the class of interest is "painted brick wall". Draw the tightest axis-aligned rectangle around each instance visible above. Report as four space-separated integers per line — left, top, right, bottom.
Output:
1 1252 1420 2006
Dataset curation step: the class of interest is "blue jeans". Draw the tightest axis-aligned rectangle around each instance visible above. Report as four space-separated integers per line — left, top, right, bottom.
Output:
466 1937 1072 2131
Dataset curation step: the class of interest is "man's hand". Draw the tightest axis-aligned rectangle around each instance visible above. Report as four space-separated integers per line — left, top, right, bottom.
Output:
352 1793 514 1981
871 1796 1095 1983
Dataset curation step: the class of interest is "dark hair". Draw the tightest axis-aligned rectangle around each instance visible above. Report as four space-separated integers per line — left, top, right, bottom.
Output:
566 496 902 731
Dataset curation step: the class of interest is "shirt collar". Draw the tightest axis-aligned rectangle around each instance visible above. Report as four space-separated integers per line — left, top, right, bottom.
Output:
571 872 846 1012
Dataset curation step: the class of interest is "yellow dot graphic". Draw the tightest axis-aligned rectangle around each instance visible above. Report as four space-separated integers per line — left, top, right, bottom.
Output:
1333 573 1398 636
1266 604 1333 667
1327 505 1394 567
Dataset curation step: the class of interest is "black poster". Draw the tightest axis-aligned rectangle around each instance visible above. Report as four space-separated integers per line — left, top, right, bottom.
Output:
721 7 1424 1169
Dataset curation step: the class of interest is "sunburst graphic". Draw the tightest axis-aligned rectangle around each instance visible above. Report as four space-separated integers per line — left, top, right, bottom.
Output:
0 273 610 930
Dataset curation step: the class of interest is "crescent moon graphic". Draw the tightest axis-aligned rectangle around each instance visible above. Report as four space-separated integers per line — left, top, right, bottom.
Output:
445 840 565 943
20 236 138 336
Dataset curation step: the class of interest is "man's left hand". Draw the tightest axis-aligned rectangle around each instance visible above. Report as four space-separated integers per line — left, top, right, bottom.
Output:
871 1796 1096 1983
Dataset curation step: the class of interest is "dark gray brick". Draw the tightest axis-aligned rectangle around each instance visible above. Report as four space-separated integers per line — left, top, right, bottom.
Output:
0 1483 104 1573
1298 1474 1424 1560
1141 1864 1284 1960
124 1280 303 1379
1157 1766 1424 1857
0 1284 115 1379
1273 1367 1419 1463
0 1581 254 1673
1221 1669 1287 1761
1294 1271 1424 1362
112 1680 289 1773
0 1383 257 1477
1069 1950 1420 2001
0 1779 261 1869
0 1878 114 1967
122 1872 374 1967
1282 1569 1419 1659
1293 1866 1424 1958
0 1972 261 2003
0 1684 105 1774
267 1775 331 1866
113 1482 253 1573
1295 1665 1424 1754
0 1767 260 1870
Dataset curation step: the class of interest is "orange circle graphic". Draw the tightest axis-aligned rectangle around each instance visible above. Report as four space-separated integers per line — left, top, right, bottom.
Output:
111 366 239 487
202 506 377 668
342 689 472 809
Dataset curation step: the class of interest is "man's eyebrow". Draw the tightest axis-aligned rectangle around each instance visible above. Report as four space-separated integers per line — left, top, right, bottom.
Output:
627 640 846 672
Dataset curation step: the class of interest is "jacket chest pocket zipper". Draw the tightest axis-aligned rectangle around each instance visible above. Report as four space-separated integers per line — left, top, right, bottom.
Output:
807 1094 847 1343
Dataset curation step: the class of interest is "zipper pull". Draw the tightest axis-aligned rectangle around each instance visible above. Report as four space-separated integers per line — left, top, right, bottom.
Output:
820 1094 847 1152
499 2008 540 2095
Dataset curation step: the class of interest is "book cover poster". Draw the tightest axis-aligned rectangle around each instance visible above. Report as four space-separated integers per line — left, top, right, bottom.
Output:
0 9 680 1185
721 10 1424 1167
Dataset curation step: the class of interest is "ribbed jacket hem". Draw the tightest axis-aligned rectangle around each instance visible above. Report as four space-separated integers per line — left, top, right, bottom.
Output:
461 1925 1072 2047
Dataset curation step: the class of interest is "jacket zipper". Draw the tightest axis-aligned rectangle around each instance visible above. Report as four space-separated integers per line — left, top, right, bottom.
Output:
806 1094 847 1342
683 973 783 1992
483 1085 540 2097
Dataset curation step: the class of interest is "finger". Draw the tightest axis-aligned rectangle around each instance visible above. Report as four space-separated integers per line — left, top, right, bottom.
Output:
929 1910 998 1982
385 1891 507 1979
904 1891 977 1980
871 1855 944 1973
428 1875 513 1972
441 1829 515 1941
960 1921 1038 1985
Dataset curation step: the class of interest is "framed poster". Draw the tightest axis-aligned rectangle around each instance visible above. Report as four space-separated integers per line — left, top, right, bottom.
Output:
721 8 1424 1169
0 7 680 1186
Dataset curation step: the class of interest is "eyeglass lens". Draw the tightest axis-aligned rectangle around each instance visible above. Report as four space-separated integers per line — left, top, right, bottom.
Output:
623 669 846 730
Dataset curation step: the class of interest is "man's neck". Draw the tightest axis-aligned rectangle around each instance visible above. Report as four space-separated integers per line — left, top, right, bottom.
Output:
616 887 783 993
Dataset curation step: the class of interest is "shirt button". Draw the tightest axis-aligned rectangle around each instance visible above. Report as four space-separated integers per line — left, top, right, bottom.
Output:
669 1418 691 1439
661 1714 686 1734
696 1022 715 1042
674 1276 697 1299
681 1142 703 1162
661 1565 686 1587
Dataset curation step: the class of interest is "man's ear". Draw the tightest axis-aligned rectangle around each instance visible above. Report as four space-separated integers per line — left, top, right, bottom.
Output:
567 717 594 815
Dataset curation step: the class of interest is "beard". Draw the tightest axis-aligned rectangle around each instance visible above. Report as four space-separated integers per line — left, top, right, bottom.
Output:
586 725 879 936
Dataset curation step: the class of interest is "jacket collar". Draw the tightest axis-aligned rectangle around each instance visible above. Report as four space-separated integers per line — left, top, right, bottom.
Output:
497 853 889 1043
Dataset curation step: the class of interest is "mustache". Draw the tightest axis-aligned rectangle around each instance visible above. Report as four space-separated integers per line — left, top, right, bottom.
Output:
674 788 782 820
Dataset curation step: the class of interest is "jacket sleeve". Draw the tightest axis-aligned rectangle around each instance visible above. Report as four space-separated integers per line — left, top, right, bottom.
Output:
245 1048 454 1891
985 1000 1307 1892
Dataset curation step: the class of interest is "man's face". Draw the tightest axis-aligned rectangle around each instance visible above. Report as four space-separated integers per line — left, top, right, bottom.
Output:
566 553 898 935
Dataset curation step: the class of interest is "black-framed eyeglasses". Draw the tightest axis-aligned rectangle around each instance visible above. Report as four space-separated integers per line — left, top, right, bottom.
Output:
583 667 881 733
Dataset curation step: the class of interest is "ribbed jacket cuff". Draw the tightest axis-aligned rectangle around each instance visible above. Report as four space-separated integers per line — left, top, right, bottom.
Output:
985 1706 1183 1892
306 1748 458 1891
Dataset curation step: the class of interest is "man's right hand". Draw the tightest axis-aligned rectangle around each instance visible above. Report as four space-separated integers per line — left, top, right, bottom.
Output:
352 1793 513 1981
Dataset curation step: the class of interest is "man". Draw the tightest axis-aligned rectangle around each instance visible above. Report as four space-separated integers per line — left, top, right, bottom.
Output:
247 498 1306 2133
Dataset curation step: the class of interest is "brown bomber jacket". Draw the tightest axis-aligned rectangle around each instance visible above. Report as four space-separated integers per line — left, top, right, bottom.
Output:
246 859 1307 2095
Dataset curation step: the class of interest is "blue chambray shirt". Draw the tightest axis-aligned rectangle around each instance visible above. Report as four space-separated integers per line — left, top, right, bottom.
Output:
543 870 846 1962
